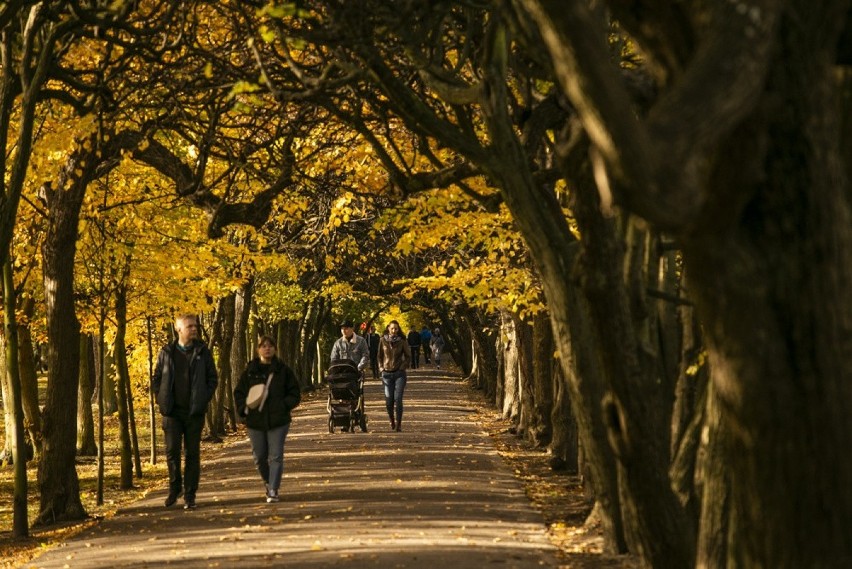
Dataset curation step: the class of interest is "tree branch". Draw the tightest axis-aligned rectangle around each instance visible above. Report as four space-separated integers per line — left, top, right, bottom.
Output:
515 0 781 232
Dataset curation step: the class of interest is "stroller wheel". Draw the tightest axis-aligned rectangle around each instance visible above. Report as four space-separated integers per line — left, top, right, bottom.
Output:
328 417 334 433
359 413 368 432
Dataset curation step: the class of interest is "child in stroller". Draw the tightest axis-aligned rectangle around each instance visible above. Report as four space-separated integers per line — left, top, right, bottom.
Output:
326 358 368 433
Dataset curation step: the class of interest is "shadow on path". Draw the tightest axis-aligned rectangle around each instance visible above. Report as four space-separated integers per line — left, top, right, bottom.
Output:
26 369 560 568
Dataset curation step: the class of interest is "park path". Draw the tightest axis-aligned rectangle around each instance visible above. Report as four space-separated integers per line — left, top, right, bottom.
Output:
25 368 561 568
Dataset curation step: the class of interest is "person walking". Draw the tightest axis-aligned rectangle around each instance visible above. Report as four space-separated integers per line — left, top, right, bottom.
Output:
420 326 432 364
406 327 421 369
430 328 446 370
330 319 370 372
378 320 411 431
365 325 381 379
234 335 302 503
152 313 218 510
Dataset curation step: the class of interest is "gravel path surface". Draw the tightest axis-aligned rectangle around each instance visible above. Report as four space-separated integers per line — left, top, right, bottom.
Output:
26 369 560 568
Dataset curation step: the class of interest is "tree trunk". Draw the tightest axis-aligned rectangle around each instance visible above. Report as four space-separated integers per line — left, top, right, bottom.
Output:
478 79 631 552
514 314 538 441
96 340 118 416
681 49 852 566
207 294 234 440
548 362 577 473
530 310 554 448
146 316 157 465
17 296 42 459
228 279 253 429
0 335 12 462
76 333 97 456
113 281 134 488
36 136 91 526
500 312 520 424
4 259 28 536
521 1 852 564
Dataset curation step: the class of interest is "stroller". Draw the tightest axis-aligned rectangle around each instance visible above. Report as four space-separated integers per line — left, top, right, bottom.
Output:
326 359 368 433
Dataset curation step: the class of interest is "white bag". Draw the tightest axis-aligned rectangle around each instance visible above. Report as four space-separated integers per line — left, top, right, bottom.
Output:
245 372 274 411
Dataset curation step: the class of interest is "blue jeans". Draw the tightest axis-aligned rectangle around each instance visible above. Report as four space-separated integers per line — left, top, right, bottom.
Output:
163 411 204 500
382 370 407 423
247 424 290 492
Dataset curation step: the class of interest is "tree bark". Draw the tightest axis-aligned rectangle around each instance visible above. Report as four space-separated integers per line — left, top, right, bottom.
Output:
499 312 520 424
228 278 253 430
113 281 134 488
4 259 28 536
514 313 538 441
36 135 92 526
530 310 554 448
17 296 42 459
522 0 852 564
207 294 234 440
76 333 97 456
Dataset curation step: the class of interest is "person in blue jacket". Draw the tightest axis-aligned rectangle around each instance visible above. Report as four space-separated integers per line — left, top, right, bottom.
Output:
420 326 432 364
234 335 302 503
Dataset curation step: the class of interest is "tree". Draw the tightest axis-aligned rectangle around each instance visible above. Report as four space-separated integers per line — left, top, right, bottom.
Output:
517 0 852 566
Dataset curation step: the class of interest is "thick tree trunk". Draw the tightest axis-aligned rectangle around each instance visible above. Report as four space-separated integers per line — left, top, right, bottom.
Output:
478 95 630 553
530 310 554 448
514 314 539 441
498 312 519 422
36 141 90 525
573 198 692 566
76 333 97 456
456 305 499 395
682 34 852 565
548 362 578 473
228 279 253 430
208 294 234 440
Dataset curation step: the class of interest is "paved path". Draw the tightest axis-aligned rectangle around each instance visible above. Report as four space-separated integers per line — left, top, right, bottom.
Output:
26 369 560 568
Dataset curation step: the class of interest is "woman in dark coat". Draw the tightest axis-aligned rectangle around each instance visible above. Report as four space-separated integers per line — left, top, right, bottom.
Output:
234 335 301 503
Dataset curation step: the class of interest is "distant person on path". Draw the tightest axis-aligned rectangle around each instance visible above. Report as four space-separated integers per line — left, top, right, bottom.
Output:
234 335 302 503
378 320 411 431
365 325 381 379
407 327 421 369
330 319 370 372
152 313 218 510
420 326 432 364
430 328 446 369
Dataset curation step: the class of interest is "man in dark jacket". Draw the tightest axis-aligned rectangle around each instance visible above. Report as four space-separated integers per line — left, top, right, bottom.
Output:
406 328 421 369
152 314 218 510
366 325 381 379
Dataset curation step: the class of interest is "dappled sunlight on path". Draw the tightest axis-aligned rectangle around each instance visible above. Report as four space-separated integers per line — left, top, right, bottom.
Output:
26 369 560 568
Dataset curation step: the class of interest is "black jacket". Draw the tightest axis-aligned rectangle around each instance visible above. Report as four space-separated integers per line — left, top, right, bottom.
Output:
152 340 218 417
234 357 301 431
407 330 421 346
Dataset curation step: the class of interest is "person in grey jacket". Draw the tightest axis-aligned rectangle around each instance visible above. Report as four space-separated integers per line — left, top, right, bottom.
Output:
234 336 302 503
330 319 370 371
152 314 218 510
